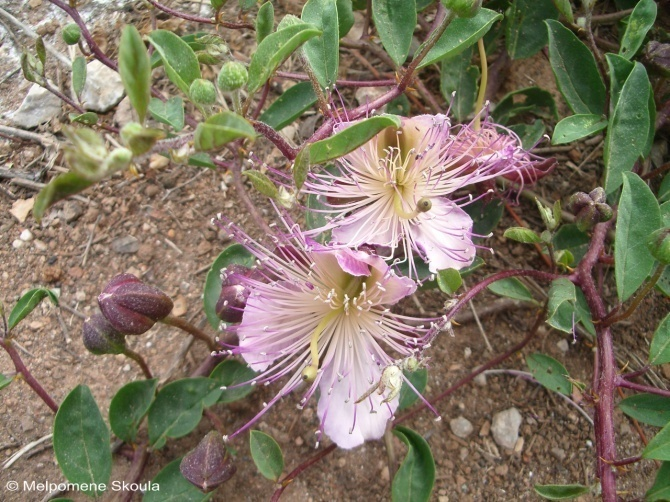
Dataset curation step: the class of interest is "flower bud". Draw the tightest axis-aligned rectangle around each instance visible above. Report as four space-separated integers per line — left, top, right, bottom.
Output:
98 274 173 335
567 192 592 214
441 0 482 18
189 78 217 105
62 24 81 45
180 431 236 492
215 264 252 323
83 314 126 355
588 187 606 204
647 228 670 265
644 41 670 77
217 62 248 92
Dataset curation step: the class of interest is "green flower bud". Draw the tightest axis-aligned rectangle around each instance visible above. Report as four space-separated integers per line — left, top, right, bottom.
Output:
441 0 482 18
647 228 670 265
62 24 81 45
83 314 126 355
217 62 248 92
189 78 217 105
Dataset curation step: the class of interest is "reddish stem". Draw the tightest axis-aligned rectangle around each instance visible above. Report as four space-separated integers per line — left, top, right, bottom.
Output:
0 338 59 413
616 379 670 399
251 120 299 160
119 444 150 502
275 71 396 88
270 444 337 502
144 0 254 29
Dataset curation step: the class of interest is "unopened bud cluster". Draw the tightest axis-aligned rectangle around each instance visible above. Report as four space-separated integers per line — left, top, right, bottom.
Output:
215 265 255 323
567 187 613 232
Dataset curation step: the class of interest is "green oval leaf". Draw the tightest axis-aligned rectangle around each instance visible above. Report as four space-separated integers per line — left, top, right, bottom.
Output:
71 56 87 100
209 360 257 403
8 288 59 331
293 148 310 191
149 97 185 132
506 0 558 60
372 0 416 67
534 484 590 500
336 0 355 37
249 430 284 481
194 112 256 151
643 422 670 461
503 227 542 244
492 87 558 125
0 373 14 391
308 114 401 164
650 313 670 365
53 385 111 497
619 393 670 427
436 268 462 294
109 379 158 443
392 426 435 502
545 20 605 115
398 368 428 411
439 49 478 122
646 462 670 502
259 82 317 130
69 112 99 125
419 9 502 68
248 23 322 95
145 458 212 502
148 378 220 449
487 278 534 302
119 25 151 123
245 169 280 199
204 244 256 330
615 172 661 301
546 278 576 333
551 114 608 145
620 0 657 60
33 172 95 223
302 0 340 88
526 353 572 395
147 30 202 96
256 2 274 44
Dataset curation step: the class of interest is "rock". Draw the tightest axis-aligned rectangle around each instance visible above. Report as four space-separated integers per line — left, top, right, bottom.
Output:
62 201 83 223
9 84 62 128
33 239 48 251
491 407 522 450
74 290 87 302
473 373 487 387
450 417 474 439
111 235 140 254
557 339 569 353
551 447 566 461
19 229 33 241
144 184 160 197
80 60 125 112
10 198 35 223
113 96 134 127
12 239 24 249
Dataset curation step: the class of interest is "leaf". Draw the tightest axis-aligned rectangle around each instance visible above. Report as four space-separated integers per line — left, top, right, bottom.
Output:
53 385 111 496
68 112 98 125
615 172 661 301
534 484 590 500
618 393 670 427
464 198 504 236
553 224 590 263
372 0 416 66
551 114 608 145
492 87 558 125
506 0 559 60
387 94 411 116
149 97 185 132
249 430 284 481
256 2 274 44
546 278 576 333
308 115 401 164
194 112 256 151
259 82 317 130
32 173 92 222
398 368 428 411
109 379 158 443
436 269 462 294
487 278 534 302
420 9 502 68
650 313 670 365
603 62 651 194
302 0 340 88
392 426 435 502
145 458 212 502
0 373 14 391
147 30 201 96
148 378 221 449
245 170 280 199
440 48 479 122
643 422 670 461
8 288 59 330
545 20 605 115
119 25 151 124
659 174 670 204
203 244 256 330
527 353 572 395
336 0 355 37
552 0 574 24
35 36 46 66
188 152 216 169
248 23 322 94
293 148 310 191
71 56 87 100
503 227 542 244
646 462 670 501
620 0 657 60
508 120 546 150
209 360 257 403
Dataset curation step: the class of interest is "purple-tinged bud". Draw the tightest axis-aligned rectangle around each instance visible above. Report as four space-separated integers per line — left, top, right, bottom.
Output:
98 274 173 335
644 42 670 77
647 228 670 265
220 264 251 287
575 204 599 232
180 431 236 492
83 314 126 355
216 285 249 323
567 192 592 214
589 187 606 204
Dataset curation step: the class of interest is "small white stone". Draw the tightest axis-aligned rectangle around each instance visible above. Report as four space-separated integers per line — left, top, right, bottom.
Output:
557 339 569 353
12 239 24 249
74 290 87 302
33 239 48 251
491 407 523 450
450 416 474 439
473 373 487 386
19 229 33 241
122 364 131 372
464 347 472 359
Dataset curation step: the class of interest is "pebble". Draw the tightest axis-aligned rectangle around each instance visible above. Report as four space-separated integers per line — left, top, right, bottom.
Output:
33 239 48 251
479 420 491 437
449 417 474 439
122 364 131 372
9 84 62 128
12 239 24 249
380 465 390 482
144 184 160 197
557 339 569 353
551 447 566 461
111 235 140 254
80 60 125 112
295 436 303 446
62 201 84 223
473 373 487 387
491 407 523 450
74 290 87 302
19 229 33 241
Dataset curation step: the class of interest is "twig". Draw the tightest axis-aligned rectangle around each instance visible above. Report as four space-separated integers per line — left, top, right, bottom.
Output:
60 304 87 320
161 169 206 201
468 298 493 352
2 434 53 470
0 125 58 147
0 7 70 66
163 237 184 255
81 214 101 267
9 177 94 205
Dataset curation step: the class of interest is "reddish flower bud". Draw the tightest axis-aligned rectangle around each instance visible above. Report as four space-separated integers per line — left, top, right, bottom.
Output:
98 274 173 335
83 314 126 355
216 285 249 323
180 431 236 492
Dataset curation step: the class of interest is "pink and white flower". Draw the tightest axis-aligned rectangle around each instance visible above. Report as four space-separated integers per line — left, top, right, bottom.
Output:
217 217 438 449
305 114 554 277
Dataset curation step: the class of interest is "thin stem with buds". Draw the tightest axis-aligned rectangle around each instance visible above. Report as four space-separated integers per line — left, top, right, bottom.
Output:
123 347 153 379
160 315 218 352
